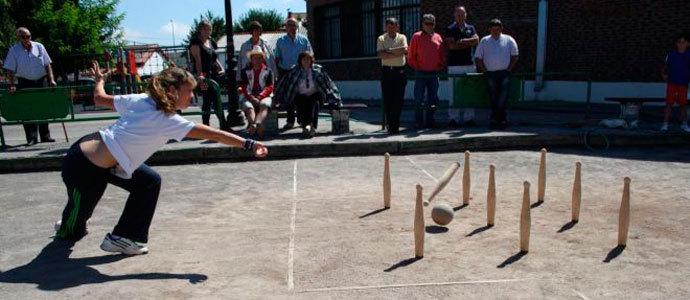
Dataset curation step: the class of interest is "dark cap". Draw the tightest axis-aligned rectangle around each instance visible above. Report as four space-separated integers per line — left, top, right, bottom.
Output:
489 19 503 28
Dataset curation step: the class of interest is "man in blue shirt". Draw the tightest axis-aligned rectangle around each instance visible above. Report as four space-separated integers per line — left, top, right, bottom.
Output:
274 18 313 130
661 33 690 132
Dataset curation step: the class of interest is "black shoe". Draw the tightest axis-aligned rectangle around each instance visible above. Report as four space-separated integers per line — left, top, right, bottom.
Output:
448 120 461 128
27 139 39 146
281 123 295 132
464 120 477 127
498 122 508 130
427 120 438 129
388 128 400 134
41 137 55 143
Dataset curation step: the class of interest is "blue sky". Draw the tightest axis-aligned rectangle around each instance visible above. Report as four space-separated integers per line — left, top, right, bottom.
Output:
117 0 306 45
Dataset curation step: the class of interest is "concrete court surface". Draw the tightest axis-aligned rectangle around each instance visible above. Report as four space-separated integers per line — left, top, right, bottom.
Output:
1 146 689 299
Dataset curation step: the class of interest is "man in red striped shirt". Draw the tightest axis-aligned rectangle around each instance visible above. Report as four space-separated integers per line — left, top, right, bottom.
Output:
407 14 446 128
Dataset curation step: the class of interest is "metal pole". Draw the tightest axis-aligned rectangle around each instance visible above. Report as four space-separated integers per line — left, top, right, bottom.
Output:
224 0 244 128
586 74 592 120
171 20 176 46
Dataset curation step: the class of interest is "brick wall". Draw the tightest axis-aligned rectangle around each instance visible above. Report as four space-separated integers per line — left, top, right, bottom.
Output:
546 0 690 82
422 0 539 75
307 0 689 82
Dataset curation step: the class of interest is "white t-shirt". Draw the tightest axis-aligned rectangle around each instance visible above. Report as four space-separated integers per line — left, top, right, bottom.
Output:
99 93 196 179
3 41 52 80
474 34 519 72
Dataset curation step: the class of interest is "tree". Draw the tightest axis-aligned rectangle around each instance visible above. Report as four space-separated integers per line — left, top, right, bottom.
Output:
0 0 16 58
184 10 225 44
233 8 284 33
0 0 124 79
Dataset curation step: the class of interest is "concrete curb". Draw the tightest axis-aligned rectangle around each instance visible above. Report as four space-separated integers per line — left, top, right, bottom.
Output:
1 131 688 173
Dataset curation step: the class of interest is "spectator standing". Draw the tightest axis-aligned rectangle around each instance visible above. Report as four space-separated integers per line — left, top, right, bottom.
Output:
444 6 479 127
3 27 56 145
474 19 518 130
377 17 408 134
407 14 446 128
188 20 225 126
660 33 690 132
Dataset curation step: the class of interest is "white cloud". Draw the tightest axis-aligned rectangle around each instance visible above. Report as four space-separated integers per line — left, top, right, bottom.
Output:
123 28 146 40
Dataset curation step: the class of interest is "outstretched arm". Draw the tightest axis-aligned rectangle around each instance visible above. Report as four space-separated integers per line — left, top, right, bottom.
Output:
186 124 268 158
90 61 115 109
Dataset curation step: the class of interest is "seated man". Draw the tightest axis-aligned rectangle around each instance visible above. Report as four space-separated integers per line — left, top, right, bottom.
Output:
239 46 274 137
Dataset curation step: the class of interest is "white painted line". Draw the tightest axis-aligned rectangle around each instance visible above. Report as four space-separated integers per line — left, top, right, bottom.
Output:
405 156 439 183
572 289 592 300
287 160 298 291
300 278 531 293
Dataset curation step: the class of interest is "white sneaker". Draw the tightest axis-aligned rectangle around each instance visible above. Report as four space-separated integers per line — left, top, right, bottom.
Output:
681 124 690 133
303 125 314 138
660 123 669 132
100 233 149 255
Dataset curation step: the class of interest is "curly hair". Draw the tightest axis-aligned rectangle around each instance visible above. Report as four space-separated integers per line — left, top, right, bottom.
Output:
147 67 197 115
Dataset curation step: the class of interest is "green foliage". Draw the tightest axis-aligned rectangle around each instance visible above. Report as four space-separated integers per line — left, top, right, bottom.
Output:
0 0 16 57
32 0 124 55
234 9 284 33
0 0 124 76
184 10 225 44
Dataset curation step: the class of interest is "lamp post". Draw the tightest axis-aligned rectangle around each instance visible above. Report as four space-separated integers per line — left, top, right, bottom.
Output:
224 0 244 127
170 20 175 46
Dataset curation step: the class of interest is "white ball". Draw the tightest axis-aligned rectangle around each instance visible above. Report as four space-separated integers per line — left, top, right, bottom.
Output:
431 202 454 226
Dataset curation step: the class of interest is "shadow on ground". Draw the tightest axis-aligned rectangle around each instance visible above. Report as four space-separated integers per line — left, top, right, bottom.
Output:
603 245 626 263
384 257 422 272
0 239 208 291
497 251 528 268
425 226 449 234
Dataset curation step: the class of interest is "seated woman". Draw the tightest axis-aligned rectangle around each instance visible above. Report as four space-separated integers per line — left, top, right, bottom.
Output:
239 46 274 137
274 51 342 138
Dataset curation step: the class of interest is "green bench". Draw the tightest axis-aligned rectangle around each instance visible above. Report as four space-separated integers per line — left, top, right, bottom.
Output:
382 72 594 129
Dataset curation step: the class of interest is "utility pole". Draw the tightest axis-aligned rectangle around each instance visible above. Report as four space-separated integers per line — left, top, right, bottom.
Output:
171 20 176 46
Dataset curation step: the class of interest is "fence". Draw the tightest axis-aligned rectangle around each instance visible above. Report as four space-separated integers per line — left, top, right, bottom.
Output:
0 78 226 147
387 72 593 129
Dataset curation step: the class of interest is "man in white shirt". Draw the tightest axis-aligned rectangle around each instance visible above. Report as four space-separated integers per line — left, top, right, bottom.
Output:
474 19 518 130
3 27 57 144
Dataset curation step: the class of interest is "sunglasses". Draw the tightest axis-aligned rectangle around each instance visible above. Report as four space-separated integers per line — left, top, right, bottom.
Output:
423 22 435 26
19 35 31 40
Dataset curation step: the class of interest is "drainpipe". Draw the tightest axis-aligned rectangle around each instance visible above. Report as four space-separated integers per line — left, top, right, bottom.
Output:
535 0 548 91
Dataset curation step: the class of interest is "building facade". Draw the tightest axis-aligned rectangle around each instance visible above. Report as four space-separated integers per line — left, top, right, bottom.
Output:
307 0 690 101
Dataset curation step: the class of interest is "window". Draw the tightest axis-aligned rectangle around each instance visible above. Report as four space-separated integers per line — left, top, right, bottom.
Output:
321 6 341 58
383 0 420 39
315 0 420 59
362 1 376 56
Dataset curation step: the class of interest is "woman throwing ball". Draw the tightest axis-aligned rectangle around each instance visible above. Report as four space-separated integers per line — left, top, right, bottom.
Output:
54 61 268 255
